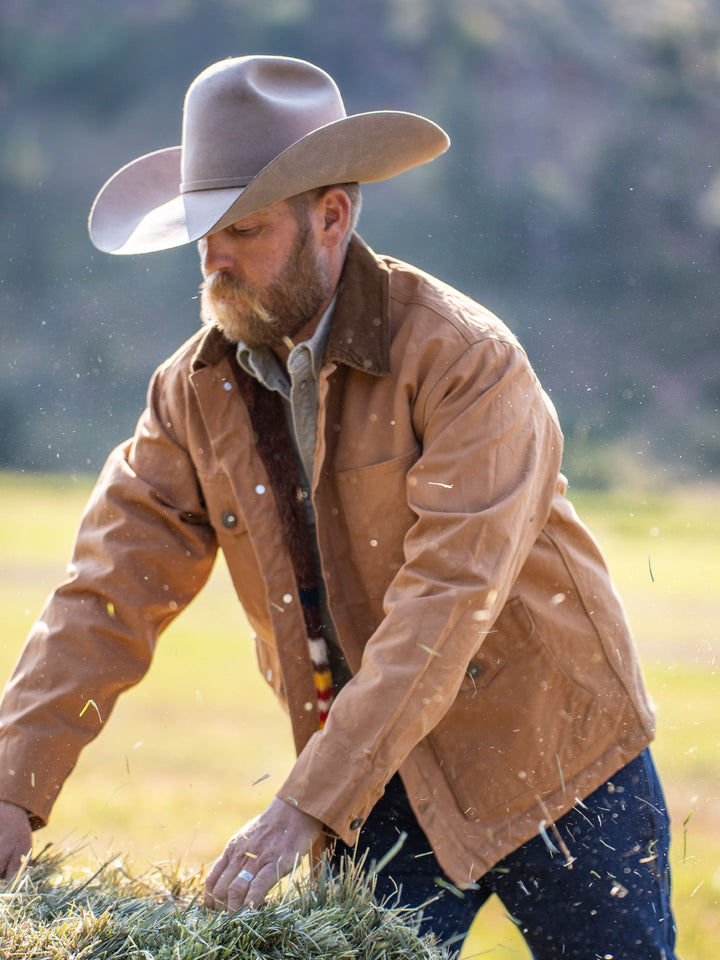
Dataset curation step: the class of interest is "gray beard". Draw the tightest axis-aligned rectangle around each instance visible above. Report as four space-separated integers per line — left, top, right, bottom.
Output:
199 220 332 347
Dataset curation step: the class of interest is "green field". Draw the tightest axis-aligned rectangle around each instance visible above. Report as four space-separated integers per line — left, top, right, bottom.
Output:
0 472 718 957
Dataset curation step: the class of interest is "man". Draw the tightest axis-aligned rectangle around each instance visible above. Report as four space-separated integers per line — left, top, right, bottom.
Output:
0 56 678 956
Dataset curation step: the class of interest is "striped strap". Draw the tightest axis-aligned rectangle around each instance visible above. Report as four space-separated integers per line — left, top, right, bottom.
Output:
229 355 334 728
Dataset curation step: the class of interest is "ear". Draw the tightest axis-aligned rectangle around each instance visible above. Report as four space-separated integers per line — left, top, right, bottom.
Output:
315 187 352 249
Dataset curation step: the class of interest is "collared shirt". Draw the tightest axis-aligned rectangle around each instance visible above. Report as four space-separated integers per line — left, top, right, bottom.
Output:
236 302 333 498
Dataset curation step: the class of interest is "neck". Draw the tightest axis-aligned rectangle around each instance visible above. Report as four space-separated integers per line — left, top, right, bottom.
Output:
271 299 330 365
271 242 347 364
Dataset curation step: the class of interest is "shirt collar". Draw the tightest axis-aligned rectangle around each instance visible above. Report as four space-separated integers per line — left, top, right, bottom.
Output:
235 298 335 391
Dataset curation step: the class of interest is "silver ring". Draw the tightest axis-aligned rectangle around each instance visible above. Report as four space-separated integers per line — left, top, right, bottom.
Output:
238 868 255 884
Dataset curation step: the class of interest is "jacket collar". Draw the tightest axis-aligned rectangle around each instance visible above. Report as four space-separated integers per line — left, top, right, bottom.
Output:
325 233 391 375
191 233 391 376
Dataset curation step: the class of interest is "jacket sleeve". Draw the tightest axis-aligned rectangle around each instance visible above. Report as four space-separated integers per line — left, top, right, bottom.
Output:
0 364 218 826
280 336 565 842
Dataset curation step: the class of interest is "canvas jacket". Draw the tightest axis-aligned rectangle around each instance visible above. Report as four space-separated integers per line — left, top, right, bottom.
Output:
0 236 655 885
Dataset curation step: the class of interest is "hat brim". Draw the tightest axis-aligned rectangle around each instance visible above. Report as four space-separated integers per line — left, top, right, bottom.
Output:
88 111 450 255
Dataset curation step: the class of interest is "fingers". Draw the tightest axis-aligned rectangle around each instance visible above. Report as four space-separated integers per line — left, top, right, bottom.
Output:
204 837 263 911
214 860 283 911
225 863 277 911
0 848 24 881
204 798 323 912
204 848 230 897
205 859 266 911
0 801 33 881
244 863 282 910
205 838 290 912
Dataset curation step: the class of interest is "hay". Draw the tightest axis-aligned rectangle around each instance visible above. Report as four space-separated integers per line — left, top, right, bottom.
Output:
0 846 451 959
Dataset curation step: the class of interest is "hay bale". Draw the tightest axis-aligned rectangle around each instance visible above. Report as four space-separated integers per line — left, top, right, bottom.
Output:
0 847 451 959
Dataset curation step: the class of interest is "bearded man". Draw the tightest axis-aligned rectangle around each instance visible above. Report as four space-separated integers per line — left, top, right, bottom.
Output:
0 56 679 958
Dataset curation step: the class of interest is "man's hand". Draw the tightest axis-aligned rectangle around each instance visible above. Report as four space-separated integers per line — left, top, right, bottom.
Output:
204 796 323 912
0 800 32 880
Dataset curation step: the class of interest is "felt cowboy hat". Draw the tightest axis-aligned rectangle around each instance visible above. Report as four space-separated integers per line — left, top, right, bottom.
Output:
89 55 450 255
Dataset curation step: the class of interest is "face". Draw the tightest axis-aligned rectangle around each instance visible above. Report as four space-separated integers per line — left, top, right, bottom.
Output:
198 198 333 348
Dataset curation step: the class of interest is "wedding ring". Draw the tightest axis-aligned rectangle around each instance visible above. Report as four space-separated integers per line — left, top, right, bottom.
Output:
238 868 255 884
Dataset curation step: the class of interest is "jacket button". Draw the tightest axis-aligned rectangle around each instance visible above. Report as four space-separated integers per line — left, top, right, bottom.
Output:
221 511 237 529
349 817 363 830
467 662 483 679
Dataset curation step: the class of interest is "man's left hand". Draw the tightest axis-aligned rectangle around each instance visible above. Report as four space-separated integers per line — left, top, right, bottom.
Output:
204 796 323 911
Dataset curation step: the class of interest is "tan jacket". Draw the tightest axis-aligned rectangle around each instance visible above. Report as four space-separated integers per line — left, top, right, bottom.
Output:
0 237 654 885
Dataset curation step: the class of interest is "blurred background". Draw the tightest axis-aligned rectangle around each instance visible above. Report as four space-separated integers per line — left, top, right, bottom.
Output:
2 5 719 953
1 0 719 488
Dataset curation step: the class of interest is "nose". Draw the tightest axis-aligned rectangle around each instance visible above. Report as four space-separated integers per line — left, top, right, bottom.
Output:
199 231 237 277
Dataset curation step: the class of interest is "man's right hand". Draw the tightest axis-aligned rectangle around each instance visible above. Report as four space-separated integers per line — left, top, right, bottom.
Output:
0 800 32 880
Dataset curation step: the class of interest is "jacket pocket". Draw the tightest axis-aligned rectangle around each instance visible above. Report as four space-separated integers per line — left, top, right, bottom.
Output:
428 596 613 820
335 447 420 602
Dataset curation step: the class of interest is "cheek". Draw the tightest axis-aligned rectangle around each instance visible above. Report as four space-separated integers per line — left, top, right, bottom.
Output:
250 253 291 290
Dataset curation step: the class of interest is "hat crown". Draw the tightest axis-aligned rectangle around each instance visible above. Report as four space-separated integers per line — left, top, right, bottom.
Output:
88 56 450 255
180 56 347 192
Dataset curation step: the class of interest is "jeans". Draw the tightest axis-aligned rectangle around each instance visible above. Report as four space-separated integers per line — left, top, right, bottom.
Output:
333 749 678 958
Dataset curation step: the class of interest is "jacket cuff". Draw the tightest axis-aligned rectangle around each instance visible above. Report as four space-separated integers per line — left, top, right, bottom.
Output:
0 782 48 831
278 731 390 845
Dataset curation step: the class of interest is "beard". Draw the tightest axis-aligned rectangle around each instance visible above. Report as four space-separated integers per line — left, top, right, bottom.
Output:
199 217 333 348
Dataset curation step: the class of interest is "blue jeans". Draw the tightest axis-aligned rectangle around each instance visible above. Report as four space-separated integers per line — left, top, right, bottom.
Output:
333 749 678 958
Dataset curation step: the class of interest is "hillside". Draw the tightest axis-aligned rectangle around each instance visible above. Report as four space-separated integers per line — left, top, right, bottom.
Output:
1 0 719 483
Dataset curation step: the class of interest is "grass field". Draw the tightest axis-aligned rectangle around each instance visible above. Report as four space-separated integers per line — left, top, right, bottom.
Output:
0 471 718 957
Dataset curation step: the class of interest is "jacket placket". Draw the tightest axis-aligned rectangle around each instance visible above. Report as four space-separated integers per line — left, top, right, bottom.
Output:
190 355 322 756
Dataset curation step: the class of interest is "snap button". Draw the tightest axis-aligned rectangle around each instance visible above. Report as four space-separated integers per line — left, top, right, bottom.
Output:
221 512 238 529
349 817 363 830
466 662 483 679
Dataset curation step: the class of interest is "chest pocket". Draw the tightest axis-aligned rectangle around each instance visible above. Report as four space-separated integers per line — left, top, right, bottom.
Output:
336 447 420 602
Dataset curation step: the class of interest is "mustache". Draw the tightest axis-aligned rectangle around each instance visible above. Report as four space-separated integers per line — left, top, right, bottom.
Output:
201 272 253 301
200 270 277 335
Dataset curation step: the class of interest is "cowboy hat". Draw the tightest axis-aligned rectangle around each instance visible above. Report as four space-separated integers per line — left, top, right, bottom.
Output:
88 55 450 255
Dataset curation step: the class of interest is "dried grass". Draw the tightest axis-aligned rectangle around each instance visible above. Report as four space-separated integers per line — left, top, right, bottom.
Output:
0 846 450 959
